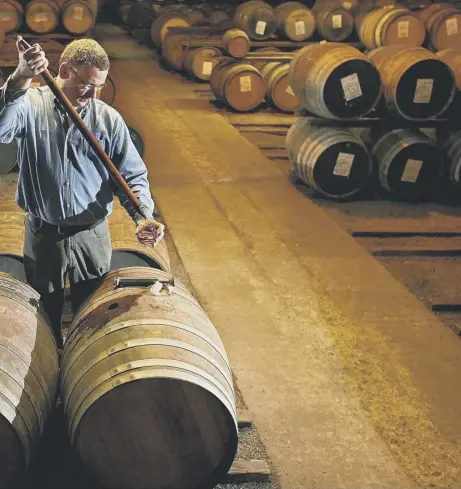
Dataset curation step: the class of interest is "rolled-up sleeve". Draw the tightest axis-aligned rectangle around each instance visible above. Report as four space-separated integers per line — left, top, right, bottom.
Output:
0 75 28 142
110 114 155 225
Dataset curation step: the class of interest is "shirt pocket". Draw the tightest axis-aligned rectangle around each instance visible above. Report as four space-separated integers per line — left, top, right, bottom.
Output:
80 129 111 167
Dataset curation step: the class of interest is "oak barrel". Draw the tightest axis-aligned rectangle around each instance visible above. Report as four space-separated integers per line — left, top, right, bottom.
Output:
442 131 461 191
312 4 354 41
367 46 456 120
126 0 156 29
275 2 316 41
61 0 96 34
108 201 171 273
222 28 250 58
209 7 230 24
60 267 237 489
161 31 190 71
436 48 461 116
150 11 190 48
0 273 59 487
234 1 277 40
286 119 373 200
25 0 59 33
436 48 461 90
314 0 359 10
183 46 222 81
358 6 425 50
361 127 439 200
260 61 298 112
0 208 26 282
250 46 281 71
184 6 207 24
289 43 382 119
418 3 461 50
210 59 266 112
0 0 23 33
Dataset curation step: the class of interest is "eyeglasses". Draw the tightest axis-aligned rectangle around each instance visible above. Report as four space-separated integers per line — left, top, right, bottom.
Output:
69 65 106 91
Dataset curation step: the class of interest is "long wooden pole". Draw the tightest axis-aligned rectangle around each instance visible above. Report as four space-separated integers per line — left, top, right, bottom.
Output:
18 38 146 219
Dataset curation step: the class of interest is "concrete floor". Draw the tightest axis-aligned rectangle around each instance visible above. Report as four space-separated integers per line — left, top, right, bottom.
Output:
3 24 461 489
93 26 461 489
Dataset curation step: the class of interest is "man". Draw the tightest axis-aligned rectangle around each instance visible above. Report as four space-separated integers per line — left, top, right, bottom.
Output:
0 37 165 348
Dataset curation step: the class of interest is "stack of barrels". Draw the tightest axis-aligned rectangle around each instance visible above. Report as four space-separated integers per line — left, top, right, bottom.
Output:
286 42 459 202
0 198 238 489
0 0 99 35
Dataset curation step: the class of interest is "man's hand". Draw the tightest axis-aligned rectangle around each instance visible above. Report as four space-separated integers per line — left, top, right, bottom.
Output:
136 218 165 247
13 36 49 83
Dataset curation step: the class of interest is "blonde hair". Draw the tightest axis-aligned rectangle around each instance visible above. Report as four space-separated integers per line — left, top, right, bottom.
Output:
59 38 109 71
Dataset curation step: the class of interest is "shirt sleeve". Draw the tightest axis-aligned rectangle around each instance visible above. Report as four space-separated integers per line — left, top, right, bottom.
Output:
0 75 28 143
110 113 155 225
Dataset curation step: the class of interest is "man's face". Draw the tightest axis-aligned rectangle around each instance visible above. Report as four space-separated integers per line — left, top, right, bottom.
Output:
58 62 108 108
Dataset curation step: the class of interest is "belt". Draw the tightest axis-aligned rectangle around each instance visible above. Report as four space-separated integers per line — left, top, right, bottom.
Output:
28 215 105 236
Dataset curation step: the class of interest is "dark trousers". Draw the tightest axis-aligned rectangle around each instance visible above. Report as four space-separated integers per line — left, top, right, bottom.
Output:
23 214 112 348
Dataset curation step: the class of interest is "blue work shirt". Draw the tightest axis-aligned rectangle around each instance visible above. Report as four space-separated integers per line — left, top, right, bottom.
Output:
0 75 155 226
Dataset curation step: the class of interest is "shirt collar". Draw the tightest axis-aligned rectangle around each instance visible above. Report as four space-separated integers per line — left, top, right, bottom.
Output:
53 95 89 117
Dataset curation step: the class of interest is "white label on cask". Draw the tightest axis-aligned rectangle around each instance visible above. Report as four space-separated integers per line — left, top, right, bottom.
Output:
255 20 266 35
343 1 352 9
0 14 11 22
401 159 422 183
295 20 305 35
202 61 213 75
340 73 362 101
333 152 355 177
73 6 84 20
332 14 342 28
413 78 433 103
35 13 48 22
446 17 458 36
286 84 294 96
240 75 252 92
398 21 409 38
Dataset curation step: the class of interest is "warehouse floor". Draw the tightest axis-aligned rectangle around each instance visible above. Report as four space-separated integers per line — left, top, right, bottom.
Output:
2 23 461 489
90 26 461 489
